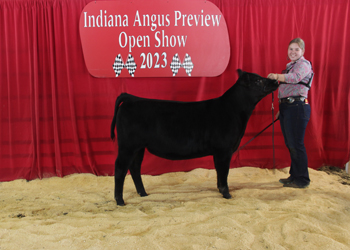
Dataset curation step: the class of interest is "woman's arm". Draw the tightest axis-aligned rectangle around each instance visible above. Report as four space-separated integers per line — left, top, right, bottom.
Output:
268 60 311 83
284 60 312 83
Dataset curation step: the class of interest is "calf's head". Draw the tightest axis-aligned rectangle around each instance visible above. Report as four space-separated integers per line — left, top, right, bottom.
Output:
237 69 279 96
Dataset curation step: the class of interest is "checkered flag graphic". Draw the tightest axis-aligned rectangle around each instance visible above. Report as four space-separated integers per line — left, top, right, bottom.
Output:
112 54 137 77
170 53 194 76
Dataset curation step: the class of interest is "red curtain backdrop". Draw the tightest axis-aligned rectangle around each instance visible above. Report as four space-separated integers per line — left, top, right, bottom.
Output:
1 0 349 181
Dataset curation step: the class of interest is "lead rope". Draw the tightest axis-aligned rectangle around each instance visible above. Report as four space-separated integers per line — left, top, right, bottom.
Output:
272 91 276 170
234 91 279 158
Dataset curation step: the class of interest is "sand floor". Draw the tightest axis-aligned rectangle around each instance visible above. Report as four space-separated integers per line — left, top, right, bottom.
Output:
1 167 350 250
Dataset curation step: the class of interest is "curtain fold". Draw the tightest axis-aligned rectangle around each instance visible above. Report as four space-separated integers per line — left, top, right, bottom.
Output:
1 0 349 181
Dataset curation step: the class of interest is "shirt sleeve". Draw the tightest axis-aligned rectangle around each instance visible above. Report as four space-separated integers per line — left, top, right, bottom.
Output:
284 60 312 84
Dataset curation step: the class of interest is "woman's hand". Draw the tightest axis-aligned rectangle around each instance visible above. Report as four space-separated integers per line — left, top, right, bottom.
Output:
276 111 280 119
267 73 285 82
267 73 278 80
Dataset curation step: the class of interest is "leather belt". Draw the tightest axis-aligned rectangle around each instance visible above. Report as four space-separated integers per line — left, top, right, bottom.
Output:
279 96 306 104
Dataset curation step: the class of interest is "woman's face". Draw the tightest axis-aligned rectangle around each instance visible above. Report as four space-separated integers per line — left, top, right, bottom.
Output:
288 43 304 62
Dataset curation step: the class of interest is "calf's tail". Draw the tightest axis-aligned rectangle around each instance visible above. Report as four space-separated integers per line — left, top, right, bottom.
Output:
110 93 130 141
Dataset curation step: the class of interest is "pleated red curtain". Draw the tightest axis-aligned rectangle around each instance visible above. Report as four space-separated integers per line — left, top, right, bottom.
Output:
1 0 349 181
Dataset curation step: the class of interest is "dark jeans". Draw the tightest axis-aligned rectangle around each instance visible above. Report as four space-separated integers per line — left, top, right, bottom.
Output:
279 100 311 186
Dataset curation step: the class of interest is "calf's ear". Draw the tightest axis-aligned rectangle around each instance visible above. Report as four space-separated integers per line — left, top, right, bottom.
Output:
237 69 244 77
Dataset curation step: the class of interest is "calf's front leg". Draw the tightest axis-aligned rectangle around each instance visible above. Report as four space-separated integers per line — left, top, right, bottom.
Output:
213 153 232 199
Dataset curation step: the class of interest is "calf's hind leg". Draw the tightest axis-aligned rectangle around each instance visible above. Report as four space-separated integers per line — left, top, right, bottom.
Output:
129 148 148 197
114 150 135 206
213 153 233 199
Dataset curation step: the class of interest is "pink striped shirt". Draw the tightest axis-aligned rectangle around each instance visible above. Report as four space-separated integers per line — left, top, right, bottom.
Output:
278 56 313 99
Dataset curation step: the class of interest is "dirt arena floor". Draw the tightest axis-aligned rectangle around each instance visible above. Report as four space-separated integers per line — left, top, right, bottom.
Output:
1 167 350 250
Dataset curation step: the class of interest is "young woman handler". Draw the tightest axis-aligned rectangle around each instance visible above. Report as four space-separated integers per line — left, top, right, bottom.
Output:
267 38 314 188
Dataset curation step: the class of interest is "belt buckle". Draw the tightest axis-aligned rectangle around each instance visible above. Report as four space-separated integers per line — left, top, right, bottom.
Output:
287 97 295 103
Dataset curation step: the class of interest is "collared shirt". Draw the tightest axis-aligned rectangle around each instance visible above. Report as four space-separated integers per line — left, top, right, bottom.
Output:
278 56 313 98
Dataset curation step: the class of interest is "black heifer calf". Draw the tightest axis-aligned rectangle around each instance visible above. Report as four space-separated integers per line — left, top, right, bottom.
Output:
111 69 278 206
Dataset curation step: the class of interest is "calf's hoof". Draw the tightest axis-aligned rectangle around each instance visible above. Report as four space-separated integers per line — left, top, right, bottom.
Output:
138 191 148 197
223 193 232 199
116 198 125 206
219 187 231 199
